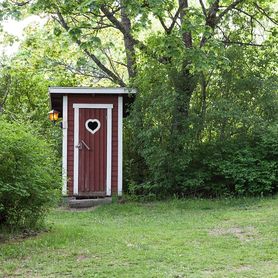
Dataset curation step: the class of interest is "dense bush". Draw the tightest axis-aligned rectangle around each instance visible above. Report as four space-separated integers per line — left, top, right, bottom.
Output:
0 119 60 230
195 127 278 195
184 126 278 197
125 126 278 198
124 41 278 198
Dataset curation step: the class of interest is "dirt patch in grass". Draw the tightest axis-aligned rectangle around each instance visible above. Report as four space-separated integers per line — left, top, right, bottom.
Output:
209 226 257 241
234 265 253 272
0 229 48 244
76 254 90 262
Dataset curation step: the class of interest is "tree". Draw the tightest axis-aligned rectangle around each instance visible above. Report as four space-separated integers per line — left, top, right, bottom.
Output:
1 0 277 196
1 0 276 93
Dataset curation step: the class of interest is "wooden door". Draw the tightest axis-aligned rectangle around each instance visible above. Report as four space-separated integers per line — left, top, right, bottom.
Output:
77 108 107 196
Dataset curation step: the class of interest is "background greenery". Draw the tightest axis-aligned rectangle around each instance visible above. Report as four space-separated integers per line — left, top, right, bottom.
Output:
0 119 60 230
0 0 277 212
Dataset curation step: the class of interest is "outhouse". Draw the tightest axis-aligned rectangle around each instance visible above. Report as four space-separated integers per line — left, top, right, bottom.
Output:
49 87 135 197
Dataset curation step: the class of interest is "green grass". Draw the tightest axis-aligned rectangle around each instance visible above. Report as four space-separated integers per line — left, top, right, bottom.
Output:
1 197 278 277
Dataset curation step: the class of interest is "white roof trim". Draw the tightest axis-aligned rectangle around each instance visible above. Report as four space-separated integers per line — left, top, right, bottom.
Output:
49 87 136 94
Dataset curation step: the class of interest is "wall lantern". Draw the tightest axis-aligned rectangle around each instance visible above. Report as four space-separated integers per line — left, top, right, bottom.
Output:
48 109 59 124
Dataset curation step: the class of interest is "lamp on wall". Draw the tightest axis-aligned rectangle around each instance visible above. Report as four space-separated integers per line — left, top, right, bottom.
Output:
48 110 59 125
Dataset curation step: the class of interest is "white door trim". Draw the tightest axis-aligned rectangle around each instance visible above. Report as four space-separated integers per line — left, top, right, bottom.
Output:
73 103 113 196
73 106 80 195
62 96 68 196
117 96 123 196
73 103 113 109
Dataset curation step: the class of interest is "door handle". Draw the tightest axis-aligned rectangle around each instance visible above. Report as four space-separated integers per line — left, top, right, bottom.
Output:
81 140 90 150
75 140 90 150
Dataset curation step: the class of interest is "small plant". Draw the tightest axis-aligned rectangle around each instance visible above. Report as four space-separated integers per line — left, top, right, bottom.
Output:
0 119 61 231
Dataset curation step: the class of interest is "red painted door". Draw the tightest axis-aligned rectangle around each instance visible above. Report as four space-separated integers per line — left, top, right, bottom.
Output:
78 108 107 196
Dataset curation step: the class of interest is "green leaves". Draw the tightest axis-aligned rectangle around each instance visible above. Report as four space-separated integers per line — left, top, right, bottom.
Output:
0 119 61 230
53 26 62 37
68 27 82 38
80 36 102 49
0 0 277 199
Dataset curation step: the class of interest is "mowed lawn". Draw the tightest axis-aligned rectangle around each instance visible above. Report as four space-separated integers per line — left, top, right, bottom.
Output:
1 198 278 277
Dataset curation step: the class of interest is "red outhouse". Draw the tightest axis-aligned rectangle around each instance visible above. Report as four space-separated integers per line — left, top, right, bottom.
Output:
49 87 135 197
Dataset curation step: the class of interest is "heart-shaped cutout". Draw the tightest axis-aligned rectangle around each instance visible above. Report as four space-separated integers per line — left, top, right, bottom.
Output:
85 119 101 134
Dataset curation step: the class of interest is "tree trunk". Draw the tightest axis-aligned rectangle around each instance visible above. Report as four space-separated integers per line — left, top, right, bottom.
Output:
179 0 192 48
120 4 137 79
0 74 11 114
170 0 196 135
170 64 197 133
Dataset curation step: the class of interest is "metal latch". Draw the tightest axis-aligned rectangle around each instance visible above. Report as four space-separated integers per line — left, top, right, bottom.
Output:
75 140 90 150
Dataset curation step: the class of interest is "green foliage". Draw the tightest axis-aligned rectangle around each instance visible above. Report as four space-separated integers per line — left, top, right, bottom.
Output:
0 0 277 200
0 119 61 230
186 126 278 196
125 32 278 198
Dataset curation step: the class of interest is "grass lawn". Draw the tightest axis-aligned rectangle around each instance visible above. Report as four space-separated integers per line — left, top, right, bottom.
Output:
1 197 278 277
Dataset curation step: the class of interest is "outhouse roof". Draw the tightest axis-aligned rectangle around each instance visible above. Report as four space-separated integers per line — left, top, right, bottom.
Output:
49 87 136 94
49 87 136 117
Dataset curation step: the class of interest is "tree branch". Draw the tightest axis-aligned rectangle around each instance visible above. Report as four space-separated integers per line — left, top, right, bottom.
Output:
102 48 122 80
216 25 230 41
220 40 269 47
54 11 126 86
157 16 170 33
54 60 113 81
216 0 244 23
9 0 30 6
199 0 207 17
254 3 278 25
232 7 267 30
200 0 244 47
158 3 185 34
169 3 187 33
100 5 139 45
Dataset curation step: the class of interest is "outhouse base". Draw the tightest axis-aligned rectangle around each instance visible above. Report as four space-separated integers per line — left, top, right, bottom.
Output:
68 197 112 209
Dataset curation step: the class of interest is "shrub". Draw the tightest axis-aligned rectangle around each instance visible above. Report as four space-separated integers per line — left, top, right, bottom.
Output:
0 119 60 230
190 126 278 196
126 125 278 198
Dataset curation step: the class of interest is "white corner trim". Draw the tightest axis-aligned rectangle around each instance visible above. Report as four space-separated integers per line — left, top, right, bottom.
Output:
118 96 123 196
62 96 68 196
73 103 113 109
73 107 79 195
106 108 112 196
